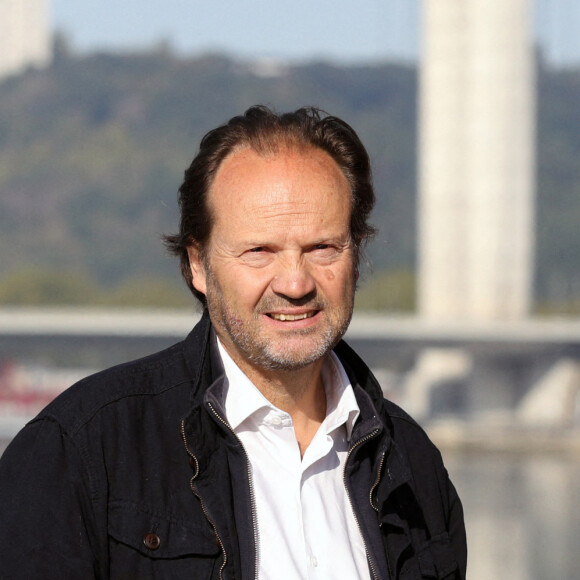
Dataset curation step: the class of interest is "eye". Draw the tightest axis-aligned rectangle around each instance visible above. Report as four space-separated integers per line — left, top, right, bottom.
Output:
313 243 335 253
241 246 273 267
310 243 339 261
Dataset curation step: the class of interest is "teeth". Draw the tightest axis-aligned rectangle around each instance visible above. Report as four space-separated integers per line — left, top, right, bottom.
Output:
271 312 314 321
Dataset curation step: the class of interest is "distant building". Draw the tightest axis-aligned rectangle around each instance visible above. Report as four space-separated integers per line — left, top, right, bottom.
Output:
0 0 52 80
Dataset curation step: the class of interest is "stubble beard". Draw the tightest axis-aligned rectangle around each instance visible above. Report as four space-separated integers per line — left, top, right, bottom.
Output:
204 271 354 372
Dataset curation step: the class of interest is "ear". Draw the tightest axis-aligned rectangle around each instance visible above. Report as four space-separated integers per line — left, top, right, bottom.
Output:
187 245 208 296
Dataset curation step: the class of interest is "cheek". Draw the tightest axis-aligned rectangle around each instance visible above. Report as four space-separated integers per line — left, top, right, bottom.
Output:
319 264 355 299
229 267 272 303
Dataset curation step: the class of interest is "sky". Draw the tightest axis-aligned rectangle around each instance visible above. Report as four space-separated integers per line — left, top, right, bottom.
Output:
51 0 420 64
52 0 580 66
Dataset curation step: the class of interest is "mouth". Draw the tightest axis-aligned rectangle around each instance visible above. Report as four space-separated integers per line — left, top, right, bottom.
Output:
267 311 318 322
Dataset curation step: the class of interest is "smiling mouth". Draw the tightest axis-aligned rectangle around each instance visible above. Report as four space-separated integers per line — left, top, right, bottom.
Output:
268 311 317 322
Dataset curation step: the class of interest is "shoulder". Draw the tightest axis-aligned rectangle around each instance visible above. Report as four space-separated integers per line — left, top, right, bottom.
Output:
382 397 446 466
33 314 213 436
382 397 432 440
35 339 193 436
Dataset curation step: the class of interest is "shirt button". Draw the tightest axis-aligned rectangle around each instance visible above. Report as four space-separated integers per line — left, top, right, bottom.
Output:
311 556 318 567
143 533 161 550
271 415 282 426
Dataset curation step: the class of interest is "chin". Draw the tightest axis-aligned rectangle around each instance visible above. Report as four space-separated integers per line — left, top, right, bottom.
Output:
253 339 336 371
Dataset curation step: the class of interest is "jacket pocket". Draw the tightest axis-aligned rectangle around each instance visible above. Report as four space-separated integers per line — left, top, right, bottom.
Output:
415 532 459 579
107 499 221 579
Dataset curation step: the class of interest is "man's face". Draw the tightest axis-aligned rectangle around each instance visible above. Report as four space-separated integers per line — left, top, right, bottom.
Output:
188 145 356 374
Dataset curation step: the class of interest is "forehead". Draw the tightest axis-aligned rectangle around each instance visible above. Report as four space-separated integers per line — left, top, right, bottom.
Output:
207 146 352 224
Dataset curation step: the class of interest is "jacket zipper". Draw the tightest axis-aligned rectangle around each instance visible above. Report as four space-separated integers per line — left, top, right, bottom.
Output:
206 402 260 580
343 428 382 580
180 419 228 580
369 451 386 512
368 449 393 579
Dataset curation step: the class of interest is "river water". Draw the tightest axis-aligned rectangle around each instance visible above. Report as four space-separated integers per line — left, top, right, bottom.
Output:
1 433 578 579
444 449 580 580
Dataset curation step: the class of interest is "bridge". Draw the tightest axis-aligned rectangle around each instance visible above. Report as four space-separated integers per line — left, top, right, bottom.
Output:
1 307 580 433
2 307 580 343
1 307 580 365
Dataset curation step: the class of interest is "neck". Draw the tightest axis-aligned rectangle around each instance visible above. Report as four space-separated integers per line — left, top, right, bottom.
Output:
231 355 328 457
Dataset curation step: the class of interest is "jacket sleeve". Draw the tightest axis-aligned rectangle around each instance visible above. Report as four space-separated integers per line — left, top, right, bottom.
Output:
0 418 100 578
445 475 468 579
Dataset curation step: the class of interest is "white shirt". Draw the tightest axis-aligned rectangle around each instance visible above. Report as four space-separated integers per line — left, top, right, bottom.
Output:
219 340 372 580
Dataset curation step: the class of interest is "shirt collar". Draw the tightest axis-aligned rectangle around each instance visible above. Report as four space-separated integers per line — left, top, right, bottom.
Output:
218 339 274 431
322 351 360 441
219 339 360 440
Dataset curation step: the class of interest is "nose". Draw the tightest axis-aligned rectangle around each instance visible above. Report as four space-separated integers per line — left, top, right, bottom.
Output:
270 254 316 300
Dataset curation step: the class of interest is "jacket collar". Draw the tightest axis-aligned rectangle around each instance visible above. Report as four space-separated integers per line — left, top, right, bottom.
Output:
182 309 214 406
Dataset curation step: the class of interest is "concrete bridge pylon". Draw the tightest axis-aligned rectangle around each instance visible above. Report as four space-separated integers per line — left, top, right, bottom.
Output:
418 0 536 322
410 0 539 421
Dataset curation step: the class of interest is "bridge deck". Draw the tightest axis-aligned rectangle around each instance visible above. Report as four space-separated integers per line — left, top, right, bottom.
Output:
0 308 579 345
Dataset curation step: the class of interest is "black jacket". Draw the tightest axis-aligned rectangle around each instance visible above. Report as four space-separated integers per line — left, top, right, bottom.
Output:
0 313 467 579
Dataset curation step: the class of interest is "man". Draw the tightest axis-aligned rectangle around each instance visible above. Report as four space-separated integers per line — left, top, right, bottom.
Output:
0 106 466 579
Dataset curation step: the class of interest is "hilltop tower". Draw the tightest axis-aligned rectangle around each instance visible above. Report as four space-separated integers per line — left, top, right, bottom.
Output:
0 0 52 79
418 0 536 321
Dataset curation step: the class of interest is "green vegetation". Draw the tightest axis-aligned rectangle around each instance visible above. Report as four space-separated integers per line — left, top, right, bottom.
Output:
355 269 415 312
0 268 191 307
0 50 579 313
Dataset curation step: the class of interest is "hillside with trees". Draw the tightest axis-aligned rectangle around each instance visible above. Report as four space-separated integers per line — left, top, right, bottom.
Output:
0 47 578 313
